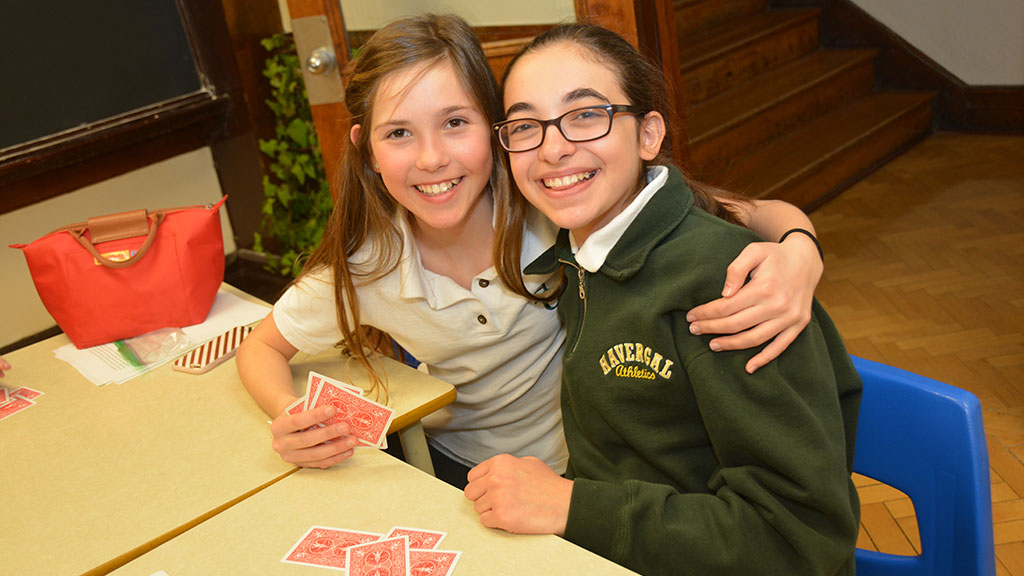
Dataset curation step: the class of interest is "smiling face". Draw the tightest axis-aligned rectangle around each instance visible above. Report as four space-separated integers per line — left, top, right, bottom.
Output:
502 42 665 244
358 60 494 236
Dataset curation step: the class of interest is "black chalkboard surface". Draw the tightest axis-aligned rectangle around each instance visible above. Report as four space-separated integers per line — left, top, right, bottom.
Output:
0 0 203 149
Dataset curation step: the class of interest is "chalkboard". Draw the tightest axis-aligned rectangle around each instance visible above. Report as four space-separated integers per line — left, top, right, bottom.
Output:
0 0 202 149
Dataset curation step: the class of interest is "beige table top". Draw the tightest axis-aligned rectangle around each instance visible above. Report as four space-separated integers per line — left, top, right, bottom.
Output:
111 449 638 576
0 289 455 576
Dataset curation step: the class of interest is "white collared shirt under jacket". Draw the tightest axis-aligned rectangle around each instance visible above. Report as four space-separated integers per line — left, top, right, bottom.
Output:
273 207 568 472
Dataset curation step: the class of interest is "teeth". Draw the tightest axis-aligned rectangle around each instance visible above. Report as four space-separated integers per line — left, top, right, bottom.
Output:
543 171 596 189
415 177 461 196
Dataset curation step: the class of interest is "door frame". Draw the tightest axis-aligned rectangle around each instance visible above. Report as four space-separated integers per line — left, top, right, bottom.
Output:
284 0 688 191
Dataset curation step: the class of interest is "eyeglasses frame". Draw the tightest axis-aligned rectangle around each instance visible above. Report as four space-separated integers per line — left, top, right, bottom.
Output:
492 104 648 153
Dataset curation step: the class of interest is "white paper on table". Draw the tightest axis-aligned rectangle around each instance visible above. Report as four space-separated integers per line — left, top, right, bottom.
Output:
53 290 270 386
179 290 270 343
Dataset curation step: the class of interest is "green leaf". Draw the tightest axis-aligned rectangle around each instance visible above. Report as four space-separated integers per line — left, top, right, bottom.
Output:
290 162 307 185
285 118 308 147
258 138 279 156
254 31 331 278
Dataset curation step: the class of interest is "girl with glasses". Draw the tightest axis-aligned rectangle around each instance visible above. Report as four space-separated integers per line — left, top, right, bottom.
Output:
464 23 860 576
237 14 831 490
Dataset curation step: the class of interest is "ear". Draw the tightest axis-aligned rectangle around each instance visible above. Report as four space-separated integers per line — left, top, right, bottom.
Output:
351 124 379 173
638 111 666 162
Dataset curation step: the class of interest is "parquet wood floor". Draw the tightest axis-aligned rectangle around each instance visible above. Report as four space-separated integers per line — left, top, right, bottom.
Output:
810 132 1024 574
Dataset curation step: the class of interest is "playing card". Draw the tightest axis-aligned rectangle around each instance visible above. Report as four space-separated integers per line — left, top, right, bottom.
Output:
346 536 410 576
308 371 363 410
0 387 9 404
386 527 447 550
310 379 395 448
305 372 322 411
409 549 462 576
11 386 43 400
0 396 35 421
285 396 306 417
281 526 382 570
171 325 252 374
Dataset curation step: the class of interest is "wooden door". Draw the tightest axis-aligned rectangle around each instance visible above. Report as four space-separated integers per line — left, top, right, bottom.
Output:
284 0 687 187
283 0 351 196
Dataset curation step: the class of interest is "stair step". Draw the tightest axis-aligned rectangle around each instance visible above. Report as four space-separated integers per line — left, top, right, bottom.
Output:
709 91 936 208
689 48 879 179
678 9 821 103
675 0 766 38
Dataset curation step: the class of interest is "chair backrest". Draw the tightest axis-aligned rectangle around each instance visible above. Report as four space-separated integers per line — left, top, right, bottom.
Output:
851 355 996 576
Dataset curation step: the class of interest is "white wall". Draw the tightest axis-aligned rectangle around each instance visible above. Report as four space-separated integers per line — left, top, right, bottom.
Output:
288 1 1023 86
850 0 1024 86
338 0 575 29
2 147 233 350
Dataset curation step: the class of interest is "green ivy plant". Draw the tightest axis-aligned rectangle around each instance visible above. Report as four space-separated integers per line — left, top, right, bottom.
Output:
253 32 334 276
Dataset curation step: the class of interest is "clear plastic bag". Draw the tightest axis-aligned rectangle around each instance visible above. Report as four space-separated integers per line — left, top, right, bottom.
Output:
120 328 194 366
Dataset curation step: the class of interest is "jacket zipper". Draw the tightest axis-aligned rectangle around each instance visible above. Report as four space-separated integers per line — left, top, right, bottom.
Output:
560 259 588 355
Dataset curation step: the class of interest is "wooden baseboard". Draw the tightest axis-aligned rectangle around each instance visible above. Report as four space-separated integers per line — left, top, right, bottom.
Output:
0 326 63 356
768 0 1024 132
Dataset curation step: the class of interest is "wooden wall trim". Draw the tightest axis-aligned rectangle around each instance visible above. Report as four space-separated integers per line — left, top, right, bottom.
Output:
575 0 639 46
0 93 225 215
347 24 554 53
636 0 690 167
213 0 284 250
769 0 1024 132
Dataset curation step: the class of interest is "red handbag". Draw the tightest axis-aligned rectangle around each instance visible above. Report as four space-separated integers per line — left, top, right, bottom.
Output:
11 196 227 349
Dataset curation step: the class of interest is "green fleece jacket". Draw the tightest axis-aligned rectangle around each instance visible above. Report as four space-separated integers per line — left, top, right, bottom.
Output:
525 166 861 576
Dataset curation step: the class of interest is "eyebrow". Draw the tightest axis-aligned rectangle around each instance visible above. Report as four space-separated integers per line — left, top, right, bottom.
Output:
505 88 612 117
374 104 475 135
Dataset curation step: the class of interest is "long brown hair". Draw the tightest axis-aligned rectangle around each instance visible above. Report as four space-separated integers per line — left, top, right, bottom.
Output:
500 23 749 226
296 14 536 395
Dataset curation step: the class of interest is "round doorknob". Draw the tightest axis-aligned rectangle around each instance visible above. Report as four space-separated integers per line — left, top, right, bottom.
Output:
306 47 336 75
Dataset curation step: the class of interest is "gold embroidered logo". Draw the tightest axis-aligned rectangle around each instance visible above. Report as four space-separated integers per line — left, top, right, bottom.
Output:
599 343 674 380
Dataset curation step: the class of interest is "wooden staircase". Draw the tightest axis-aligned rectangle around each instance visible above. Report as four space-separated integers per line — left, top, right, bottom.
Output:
675 0 936 209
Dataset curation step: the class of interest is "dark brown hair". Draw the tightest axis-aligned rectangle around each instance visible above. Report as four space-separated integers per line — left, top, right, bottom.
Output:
501 23 748 225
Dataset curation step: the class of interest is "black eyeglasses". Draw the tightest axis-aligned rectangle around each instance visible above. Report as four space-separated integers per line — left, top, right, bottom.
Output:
493 104 647 153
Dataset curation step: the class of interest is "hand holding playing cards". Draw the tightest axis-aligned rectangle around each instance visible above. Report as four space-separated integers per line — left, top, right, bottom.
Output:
270 404 361 468
0 357 9 378
464 454 573 536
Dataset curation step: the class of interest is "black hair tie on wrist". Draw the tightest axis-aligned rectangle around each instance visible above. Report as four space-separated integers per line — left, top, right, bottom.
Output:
779 228 824 262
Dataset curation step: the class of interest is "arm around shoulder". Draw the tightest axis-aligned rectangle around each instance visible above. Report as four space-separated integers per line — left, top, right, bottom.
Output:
688 197 824 372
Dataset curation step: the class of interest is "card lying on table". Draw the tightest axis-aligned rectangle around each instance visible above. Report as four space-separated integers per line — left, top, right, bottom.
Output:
283 524 461 575
347 536 411 576
385 527 446 550
282 526 382 570
0 386 44 422
410 549 461 576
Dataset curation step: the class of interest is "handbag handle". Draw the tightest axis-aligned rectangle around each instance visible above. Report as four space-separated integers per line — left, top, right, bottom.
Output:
72 212 166 269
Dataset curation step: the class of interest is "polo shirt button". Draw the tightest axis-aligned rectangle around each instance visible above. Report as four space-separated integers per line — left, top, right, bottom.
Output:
477 315 487 325
478 279 489 288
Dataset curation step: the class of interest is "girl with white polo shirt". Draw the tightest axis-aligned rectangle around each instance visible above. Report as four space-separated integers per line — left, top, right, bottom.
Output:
236 14 826 488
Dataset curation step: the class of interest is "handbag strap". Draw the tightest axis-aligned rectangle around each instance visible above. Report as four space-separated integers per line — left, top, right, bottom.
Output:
72 212 166 269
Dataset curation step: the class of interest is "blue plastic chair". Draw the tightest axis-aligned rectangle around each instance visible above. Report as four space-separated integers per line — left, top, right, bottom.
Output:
851 355 996 576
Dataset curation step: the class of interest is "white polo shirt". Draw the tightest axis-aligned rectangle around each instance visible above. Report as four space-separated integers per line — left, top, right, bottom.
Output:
273 207 568 472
